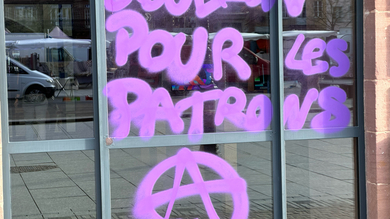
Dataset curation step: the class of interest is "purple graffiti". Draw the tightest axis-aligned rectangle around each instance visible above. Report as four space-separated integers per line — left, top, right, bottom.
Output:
105 0 132 12
283 87 350 131
212 28 251 81
284 0 306 17
165 0 193 16
311 86 350 133
139 30 175 73
167 27 208 84
285 34 350 77
285 34 328 75
261 0 275 12
284 88 318 130
138 0 166 13
133 148 249 219
104 0 352 141
104 78 184 140
301 38 329 75
106 10 149 67
215 87 247 128
283 87 350 132
104 0 305 17
175 90 223 142
139 87 184 139
193 0 263 18
106 12 250 83
104 78 350 140
245 94 273 131
326 39 350 78
103 78 152 139
104 78 273 141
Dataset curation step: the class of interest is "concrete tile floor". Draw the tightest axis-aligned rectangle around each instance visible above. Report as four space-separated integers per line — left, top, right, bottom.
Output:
9 139 356 218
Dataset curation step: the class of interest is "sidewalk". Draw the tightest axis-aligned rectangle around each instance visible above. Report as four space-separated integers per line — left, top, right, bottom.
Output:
8 85 356 218
10 139 356 218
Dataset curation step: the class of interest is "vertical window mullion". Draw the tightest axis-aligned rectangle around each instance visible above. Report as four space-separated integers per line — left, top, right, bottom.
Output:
90 0 110 218
355 0 366 217
270 0 286 218
0 0 12 217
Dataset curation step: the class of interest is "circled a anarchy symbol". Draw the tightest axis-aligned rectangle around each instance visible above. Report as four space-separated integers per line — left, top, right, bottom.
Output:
133 148 249 219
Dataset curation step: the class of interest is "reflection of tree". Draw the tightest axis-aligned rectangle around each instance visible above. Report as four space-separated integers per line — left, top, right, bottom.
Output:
308 0 352 30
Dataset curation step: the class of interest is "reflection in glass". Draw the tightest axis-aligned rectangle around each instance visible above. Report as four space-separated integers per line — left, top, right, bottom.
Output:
105 2 272 140
286 139 356 218
11 151 96 218
5 1 94 141
282 0 356 131
110 143 272 218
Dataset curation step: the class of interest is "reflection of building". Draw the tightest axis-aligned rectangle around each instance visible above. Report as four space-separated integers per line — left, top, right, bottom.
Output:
305 0 352 31
4 1 90 39
281 0 352 31
283 3 307 30
143 3 271 34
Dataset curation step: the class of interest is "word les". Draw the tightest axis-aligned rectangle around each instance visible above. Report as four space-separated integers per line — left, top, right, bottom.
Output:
285 34 350 77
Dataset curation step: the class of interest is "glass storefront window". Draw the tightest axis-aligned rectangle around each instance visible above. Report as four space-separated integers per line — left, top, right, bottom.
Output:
5 1 94 141
110 143 272 218
286 138 356 218
104 0 272 141
11 151 96 218
282 0 356 132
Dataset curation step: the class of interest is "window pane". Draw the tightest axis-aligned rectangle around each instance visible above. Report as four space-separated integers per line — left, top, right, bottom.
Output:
110 143 272 218
11 151 96 218
5 1 94 141
104 0 272 141
286 138 356 218
282 0 356 132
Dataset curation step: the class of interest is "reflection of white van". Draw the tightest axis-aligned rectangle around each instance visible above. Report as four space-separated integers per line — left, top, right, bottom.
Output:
7 57 56 100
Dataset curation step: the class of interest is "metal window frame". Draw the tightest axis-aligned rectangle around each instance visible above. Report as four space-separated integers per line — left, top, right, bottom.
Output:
270 0 286 218
0 0 366 218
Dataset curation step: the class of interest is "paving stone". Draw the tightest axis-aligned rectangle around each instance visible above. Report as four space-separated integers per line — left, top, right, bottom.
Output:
10 138 357 218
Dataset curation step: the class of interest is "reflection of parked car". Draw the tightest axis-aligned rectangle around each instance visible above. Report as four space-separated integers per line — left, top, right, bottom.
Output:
7 57 56 100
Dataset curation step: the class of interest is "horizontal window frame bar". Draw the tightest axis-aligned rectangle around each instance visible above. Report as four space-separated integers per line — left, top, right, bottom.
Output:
6 138 96 154
110 131 272 148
